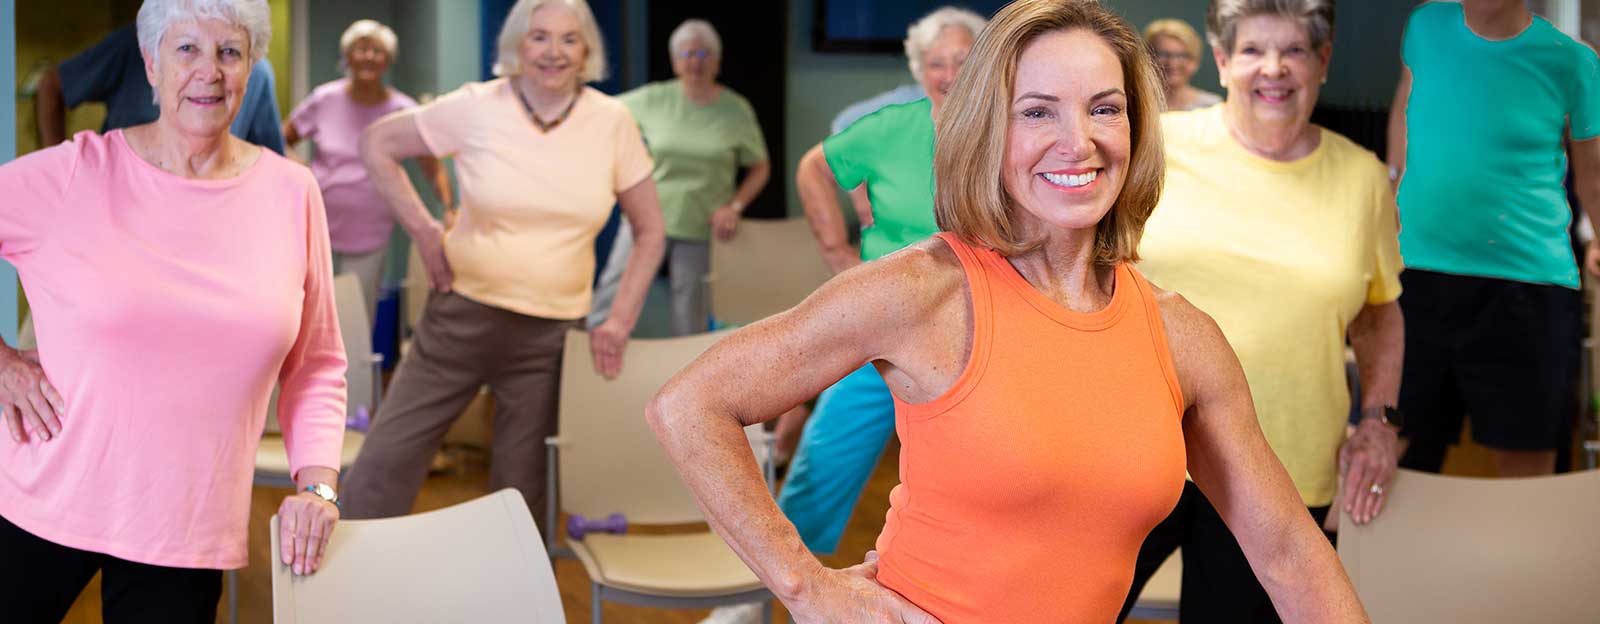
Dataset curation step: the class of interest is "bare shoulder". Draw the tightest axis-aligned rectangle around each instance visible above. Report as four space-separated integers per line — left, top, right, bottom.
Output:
1147 282 1244 409
809 237 966 323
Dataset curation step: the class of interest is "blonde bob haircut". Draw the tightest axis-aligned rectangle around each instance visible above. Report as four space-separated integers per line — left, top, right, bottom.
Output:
1143 18 1203 60
935 0 1166 264
492 0 608 82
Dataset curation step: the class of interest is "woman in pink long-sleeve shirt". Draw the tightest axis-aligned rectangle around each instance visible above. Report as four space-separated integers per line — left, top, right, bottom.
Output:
0 2 347 622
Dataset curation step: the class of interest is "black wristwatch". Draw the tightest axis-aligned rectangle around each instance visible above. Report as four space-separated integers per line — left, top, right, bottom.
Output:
1362 405 1404 432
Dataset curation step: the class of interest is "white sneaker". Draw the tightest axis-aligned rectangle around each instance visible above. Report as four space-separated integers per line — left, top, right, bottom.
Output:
697 603 764 624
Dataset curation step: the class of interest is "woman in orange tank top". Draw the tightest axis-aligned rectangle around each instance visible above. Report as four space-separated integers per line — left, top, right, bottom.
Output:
648 1 1368 621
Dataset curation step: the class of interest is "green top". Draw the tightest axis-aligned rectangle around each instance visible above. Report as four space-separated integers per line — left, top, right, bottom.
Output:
1397 2 1600 288
823 98 937 261
619 80 768 241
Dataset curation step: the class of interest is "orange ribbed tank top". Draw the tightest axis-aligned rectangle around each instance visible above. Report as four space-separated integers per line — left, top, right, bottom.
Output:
874 233 1187 623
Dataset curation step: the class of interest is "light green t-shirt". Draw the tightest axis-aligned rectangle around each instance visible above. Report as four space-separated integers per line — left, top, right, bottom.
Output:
620 80 768 241
1397 2 1600 288
823 98 937 261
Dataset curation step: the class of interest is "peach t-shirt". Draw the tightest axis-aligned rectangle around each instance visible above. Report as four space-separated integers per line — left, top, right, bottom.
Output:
414 79 654 319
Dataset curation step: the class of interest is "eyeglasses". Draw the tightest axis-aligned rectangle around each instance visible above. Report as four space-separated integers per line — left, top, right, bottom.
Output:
675 49 713 60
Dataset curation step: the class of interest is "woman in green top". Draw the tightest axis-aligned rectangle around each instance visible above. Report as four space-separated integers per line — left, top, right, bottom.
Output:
589 19 770 336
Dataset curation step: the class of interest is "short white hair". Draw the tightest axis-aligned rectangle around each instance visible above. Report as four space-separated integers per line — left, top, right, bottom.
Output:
493 0 607 82
669 19 721 58
340 19 398 60
136 0 271 67
904 6 986 82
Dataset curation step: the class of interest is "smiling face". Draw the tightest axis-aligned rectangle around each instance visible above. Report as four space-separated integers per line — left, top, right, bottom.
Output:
518 3 588 92
145 17 252 138
1214 14 1329 131
920 25 976 111
345 36 392 84
1002 28 1132 237
671 36 719 89
1150 34 1197 93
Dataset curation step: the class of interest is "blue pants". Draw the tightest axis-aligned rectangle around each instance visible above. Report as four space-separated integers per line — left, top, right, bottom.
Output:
776 364 898 554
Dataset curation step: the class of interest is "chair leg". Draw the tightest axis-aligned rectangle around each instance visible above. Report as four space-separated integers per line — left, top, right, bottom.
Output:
226 568 238 624
591 581 603 624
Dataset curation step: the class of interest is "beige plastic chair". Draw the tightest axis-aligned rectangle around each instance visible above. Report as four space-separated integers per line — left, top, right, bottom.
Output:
549 330 780 623
241 273 381 623
1338 468 1600 623
1126 550 1181 621
707 217 834 326
270 488 564 623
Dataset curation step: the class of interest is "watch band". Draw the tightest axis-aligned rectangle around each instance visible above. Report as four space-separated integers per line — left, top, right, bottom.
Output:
305 483 341 508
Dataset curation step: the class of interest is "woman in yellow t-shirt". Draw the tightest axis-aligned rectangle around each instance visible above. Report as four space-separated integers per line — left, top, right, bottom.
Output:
1123 1 1404 622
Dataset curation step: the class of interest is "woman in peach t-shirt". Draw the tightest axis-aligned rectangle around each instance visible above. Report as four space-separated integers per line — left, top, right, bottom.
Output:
0 2 346 621
649 1 1368 622
340 0 666 528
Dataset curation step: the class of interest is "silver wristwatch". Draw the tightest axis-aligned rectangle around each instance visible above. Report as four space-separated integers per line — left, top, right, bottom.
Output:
304 482 340 508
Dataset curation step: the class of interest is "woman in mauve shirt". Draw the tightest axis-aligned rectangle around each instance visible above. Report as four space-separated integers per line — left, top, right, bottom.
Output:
0 1 346 622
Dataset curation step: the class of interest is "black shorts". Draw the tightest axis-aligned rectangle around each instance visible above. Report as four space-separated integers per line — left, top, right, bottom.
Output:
1397 269 1581 451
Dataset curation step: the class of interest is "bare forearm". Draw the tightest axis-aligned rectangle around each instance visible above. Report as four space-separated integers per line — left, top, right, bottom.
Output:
419 156 454 211
361 136 435 234
1349 301 1403 409
733 161 770 210
294 466 339 491
796 146 858 271
1252 516 1368 622
606 219 664 329
36 67 66 146
646 389 821 600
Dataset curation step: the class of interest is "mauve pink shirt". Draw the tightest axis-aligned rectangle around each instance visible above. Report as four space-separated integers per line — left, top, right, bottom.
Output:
0 130 347 569
288 79 418 254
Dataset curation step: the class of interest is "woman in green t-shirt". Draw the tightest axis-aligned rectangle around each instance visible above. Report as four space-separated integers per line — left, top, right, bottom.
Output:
588 19 771 337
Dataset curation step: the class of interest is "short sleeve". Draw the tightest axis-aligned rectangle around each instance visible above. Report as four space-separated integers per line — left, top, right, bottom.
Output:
1366 163 1404 304
1568 45 1600 140
823 107 888 191
58 27 136 108
287 89 321 140
0 138 81 258
732 97 769 167
412 84 483 157
613 106 654 192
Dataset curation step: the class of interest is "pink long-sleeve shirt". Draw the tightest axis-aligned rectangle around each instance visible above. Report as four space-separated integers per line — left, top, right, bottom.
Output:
0 130 347 569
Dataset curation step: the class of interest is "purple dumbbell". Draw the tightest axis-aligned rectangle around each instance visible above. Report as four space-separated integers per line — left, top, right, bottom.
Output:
567 513 627 540
346 406 371 433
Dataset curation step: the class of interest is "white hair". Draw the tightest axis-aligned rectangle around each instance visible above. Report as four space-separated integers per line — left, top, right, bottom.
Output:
904 6 987 82
492 0 607 82
669 19 721 58
136 0 271 68
340 19 398 60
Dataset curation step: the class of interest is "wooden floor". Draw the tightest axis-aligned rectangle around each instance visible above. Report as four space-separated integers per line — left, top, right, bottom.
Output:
58 433 1514 624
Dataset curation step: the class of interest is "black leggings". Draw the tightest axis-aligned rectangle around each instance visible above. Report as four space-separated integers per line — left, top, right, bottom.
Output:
0 513 222 624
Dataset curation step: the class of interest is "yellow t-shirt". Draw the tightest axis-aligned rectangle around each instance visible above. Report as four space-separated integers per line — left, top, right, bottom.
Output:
414 80 654 319
1138 106 1403 507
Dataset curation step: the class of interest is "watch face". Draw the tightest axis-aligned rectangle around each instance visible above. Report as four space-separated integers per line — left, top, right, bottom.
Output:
311 483 337 501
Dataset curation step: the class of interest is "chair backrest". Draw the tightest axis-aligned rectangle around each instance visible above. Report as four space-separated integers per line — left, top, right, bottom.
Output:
265 273 371 435
332 273 374 417
271 488 564 624
404 245 428 335
708 218 834 326
1337 469 1600 623
556 329 765 525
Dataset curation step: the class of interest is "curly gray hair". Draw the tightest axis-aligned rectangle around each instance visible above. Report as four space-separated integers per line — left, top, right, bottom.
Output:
1206 0 1335 54
904 7 988 82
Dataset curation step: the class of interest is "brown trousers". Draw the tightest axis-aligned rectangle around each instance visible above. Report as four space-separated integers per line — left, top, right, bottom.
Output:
342 291 574 527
